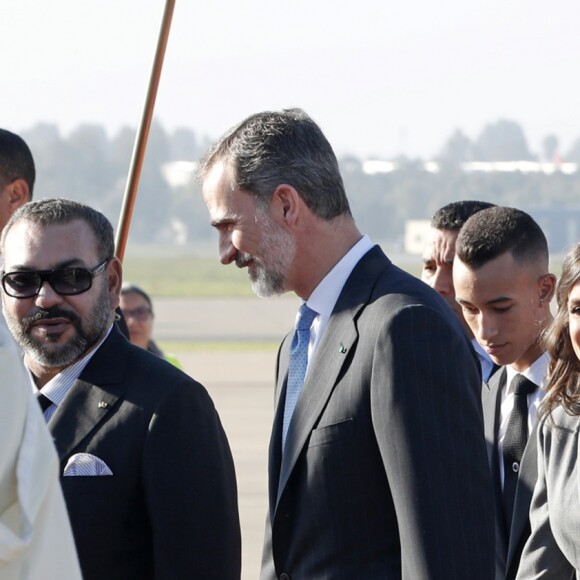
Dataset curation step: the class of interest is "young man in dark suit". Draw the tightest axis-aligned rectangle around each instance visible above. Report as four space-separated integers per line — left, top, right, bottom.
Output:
0 198 241 580
454 206 556 579
200 108 494 579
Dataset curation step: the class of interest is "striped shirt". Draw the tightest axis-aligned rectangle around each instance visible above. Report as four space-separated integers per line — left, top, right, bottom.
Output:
31 325 113 422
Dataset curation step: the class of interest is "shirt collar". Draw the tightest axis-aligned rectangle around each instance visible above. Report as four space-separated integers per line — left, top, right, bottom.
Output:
34 324 114 405
306 235 374 317
505 351 550 394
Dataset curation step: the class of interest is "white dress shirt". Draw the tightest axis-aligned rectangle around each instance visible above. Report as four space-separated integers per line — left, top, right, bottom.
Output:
498 352 548 486
300 235 374 372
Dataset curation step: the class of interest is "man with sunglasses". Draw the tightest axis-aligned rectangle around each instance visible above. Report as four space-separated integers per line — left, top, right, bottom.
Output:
0 198 241 580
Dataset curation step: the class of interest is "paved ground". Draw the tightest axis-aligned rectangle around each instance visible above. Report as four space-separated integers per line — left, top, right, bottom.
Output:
153 297 300 579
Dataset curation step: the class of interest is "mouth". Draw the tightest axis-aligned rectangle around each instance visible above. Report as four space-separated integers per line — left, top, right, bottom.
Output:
484 343 506 357
31 318 72 337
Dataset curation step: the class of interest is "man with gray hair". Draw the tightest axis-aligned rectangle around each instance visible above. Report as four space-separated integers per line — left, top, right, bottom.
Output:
1 198 241 580
200 108 494 579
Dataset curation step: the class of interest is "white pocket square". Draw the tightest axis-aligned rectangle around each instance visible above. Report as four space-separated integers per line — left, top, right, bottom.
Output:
63 453 113 476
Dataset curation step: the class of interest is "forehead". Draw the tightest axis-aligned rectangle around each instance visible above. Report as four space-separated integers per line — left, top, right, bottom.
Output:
3 219 99 270
120 292 148 307
568 281 580 304
423 228 458 261
202 162 258 221
453 252 536 301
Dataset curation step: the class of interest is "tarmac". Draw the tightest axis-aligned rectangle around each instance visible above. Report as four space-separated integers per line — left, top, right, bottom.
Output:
154 296 300 579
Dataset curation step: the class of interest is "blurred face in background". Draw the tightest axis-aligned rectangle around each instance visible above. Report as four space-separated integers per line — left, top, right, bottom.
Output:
120 291 153 350
421 227 473 336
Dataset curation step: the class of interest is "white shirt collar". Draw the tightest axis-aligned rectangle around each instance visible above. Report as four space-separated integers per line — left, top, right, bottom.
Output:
505 351 550 393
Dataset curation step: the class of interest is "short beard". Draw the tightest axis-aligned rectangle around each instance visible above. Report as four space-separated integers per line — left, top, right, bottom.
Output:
3 285 112 369
236 213 296 298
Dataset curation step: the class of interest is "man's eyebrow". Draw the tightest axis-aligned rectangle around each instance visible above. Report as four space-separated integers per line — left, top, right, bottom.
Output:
5 258 83 272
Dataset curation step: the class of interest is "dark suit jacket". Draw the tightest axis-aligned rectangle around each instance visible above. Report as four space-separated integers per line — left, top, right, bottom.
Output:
261 246 494 579
482 368 538 580
49 326 241 580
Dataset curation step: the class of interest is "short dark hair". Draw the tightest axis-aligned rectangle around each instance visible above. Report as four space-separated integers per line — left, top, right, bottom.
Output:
0 129 35 197
121 283 153 312
1 198 114 261
431 200 495 231
455 206 549 269
198 108 350 219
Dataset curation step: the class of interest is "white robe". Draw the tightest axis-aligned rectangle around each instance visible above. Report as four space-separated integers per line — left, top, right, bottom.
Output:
0 318 81 579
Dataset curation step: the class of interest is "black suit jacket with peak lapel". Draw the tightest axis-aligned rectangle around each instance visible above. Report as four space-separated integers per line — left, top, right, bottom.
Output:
261 245 494 579
49 326 241 580
482 368 539 580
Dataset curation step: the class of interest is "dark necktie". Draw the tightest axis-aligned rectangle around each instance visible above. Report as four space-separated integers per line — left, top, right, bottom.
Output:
282 304 318 449
36 391 53 413
502 374 536 530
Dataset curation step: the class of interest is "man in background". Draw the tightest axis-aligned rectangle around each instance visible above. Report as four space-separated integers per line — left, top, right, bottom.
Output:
421 199 497 381
200 108 494 579
1 198 241 580
454 206 555 579
0 128 34 233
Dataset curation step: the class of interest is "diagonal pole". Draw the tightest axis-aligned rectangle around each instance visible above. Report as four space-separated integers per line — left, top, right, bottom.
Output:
114 0 176 262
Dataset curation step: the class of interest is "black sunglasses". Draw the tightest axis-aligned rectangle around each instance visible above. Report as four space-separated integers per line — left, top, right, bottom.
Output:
1 258 111 299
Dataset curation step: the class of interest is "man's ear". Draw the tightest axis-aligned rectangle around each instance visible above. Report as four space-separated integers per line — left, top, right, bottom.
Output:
107 257 123 309
271 184 301 225
539 273 557 305
6 179 30 215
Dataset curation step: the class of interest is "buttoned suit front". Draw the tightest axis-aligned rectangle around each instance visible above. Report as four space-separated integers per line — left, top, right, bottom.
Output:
482 368 538 580
261 246 494 579
48 326 241 580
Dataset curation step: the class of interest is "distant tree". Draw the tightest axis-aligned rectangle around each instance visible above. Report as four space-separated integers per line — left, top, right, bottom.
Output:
437 129 474 165
169 127 199 160
473 119 535 161
565 137 580 162
542 134 559 162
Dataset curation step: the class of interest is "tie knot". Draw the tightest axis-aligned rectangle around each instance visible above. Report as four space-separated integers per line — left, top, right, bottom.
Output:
296 304 318 331
511 374 537 396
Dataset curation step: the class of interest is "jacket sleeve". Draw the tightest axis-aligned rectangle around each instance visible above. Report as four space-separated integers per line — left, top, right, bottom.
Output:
142 378 241 579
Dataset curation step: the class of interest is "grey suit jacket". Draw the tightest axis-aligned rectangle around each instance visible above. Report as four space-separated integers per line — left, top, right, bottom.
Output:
49 326 241 580
516 407 580 579
482 368 539 580
261 246 494 579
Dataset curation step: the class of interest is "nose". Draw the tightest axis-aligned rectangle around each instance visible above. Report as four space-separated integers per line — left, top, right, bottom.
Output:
219 232 237 265
478 314 498 343
34 280 64 308
432 268 453 295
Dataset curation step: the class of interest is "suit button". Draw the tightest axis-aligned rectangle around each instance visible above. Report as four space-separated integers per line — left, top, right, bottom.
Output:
280 574 291 580
512 461 520 473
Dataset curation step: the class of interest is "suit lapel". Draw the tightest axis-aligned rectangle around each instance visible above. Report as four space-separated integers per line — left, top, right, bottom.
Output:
483 368 509 560
506 410 539 567
274 246 389 508
48 327 129 462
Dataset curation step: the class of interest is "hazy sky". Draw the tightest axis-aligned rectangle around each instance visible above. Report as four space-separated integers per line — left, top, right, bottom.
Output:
1 0 578 159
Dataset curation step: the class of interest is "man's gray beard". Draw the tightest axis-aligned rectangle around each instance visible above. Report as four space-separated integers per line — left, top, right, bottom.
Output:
2 283 112 369
248 219 296 298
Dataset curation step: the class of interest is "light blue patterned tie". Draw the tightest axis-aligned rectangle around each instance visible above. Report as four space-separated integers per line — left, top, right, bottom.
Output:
282 303 318 449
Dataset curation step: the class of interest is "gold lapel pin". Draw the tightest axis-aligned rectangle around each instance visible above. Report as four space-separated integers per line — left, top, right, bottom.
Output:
98 401 109 409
